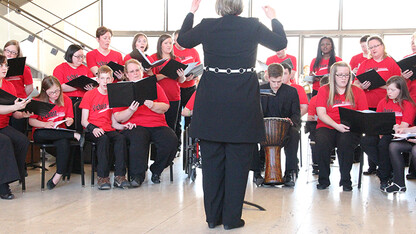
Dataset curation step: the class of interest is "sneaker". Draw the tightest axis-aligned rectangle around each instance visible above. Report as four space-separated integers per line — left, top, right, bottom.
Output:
151 173 161 184
384 183 406 193
114 176 131 189
130 177 143 188
253 173 264 186
97 177 111 190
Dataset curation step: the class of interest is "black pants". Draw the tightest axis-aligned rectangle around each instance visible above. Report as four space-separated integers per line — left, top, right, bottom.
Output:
361 135 393 182
305 121 319 169
9 117 27 134
316 127 360 187
175 86 196 143
251 126 299 174
122 126 177 180
0 126 29 185
33 129 76 175
86 131 127 178
199 140 255 226
165 100 180 132
389 141 416 187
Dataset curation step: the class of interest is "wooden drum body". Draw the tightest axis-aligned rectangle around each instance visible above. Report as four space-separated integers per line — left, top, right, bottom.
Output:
261 117 290 185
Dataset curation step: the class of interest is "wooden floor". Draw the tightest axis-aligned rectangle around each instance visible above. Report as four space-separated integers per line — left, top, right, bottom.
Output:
2 149 416 234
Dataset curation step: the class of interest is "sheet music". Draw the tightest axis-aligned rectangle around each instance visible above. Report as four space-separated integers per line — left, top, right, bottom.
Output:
53 119 68 128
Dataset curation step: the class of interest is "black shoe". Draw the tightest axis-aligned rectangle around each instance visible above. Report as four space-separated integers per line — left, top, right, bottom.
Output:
316 184 329 190
284 173 295 187
406 173 416 180
151 173 160 184
384 183 406 193
130 177 143 188
47 173 58 190
0 192 14 200
224 219 245 230
253 173 264 186
208 220 222 229
343 185 352 191
363 168 377 175
312 169 319 175
380 181 389 191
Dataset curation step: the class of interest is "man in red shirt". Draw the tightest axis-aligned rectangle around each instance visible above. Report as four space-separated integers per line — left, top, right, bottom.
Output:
281 63 308 117
266 48 297 81
349 35 370 74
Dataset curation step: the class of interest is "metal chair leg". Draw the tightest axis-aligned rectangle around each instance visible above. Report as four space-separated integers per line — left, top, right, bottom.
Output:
80 146 85 187
41 148 46 191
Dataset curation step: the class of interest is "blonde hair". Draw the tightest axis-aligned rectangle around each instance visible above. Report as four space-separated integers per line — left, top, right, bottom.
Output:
367 35 388 60
215 0 243 16
97 65 113 78
327 61 355 107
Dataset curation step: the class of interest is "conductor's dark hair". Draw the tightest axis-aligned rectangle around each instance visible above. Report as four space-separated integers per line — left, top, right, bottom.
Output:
64 44 83 63
281 62 292 74
96 26 113 38
313 37 336 73
156 34 175 60
0 54 6 64
385 76 416 109
360 35 370 43
268 63 284 78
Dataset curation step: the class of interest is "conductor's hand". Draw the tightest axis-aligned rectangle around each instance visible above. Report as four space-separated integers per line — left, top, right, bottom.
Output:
128 101 140 112
14 98 30 111
92 128 105 138
402 69 414 80
262 6 276 20
144 100 154 109
190 0 201 14
335 123 350 133
360 81 371 90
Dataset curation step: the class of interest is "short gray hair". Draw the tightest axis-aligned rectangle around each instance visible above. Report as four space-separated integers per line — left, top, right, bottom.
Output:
215 0 243 16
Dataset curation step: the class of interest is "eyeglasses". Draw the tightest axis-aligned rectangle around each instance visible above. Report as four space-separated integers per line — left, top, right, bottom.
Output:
0 63 9 68
73 55 85 59
4 49 18 56
128 69 142 74
46 89 61 96
368 44 382 50
335 74 349 78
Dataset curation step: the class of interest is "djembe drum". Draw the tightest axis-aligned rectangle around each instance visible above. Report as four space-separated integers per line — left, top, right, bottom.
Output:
261 117 290 185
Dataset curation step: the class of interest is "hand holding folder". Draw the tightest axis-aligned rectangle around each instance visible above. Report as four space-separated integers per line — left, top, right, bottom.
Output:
397 54 416 80
159 59 188 79
65 75 98 90
0 89 55 116
356 69 386 90
106 61 124 79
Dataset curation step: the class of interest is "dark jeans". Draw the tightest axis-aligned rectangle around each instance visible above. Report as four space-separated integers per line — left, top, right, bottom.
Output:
33 129 76 175
86 131 127 178
361 135 393 182
199 140 255 226
389 141 416 187
316 127 360 187
122 126 177 179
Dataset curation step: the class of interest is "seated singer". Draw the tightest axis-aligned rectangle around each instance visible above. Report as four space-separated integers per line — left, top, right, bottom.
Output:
252 63 301 187
113 59 177 186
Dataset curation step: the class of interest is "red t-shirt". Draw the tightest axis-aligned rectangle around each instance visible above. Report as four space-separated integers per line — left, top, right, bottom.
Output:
173 46 201 88
0 79 17 128
53 62 91 98
150 54 181 101
376 99 416 126
86 49 123 77
316 85 368 129
30 94 74 131
185 92 196 111
310 56 342 91
404 53 416 102
123 53 153 78
79 88 114 131
290 83 308 105
113 84 169 127
349 53 368 71
356 57 401 108
4 65 33 98
308 95 318 119
266 54 297 72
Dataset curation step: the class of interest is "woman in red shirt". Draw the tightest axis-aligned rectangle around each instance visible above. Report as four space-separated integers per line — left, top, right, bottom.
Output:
315 61 368 191
29 76 82 190
113 59 177 186
0 54 31 199
361 76 416 191
150 34 186 131
123 33 154 78
309 37 342 96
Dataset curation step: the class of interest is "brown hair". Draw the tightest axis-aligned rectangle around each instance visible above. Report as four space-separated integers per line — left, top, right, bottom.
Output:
4 40 23 57
131 33 149 52
97 65 113 78
156 34 175 60
327 61 355 107
385 76 416 109
267 63 284 78
367 35 388 59
96 26 113 38
38 76 64 106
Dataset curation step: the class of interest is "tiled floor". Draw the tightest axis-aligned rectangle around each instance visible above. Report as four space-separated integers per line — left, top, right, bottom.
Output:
2 150 416 233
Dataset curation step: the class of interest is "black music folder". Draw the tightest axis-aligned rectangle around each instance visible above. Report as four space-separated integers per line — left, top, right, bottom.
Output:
107 75 158 108
6 57 26 77
65 75 98 90
356 69 386 90
281 58 293 69
339 107 396 135
397 54 416 80
159 59 187 79
106 61 124 79
0 89 55 116
130 49 167 69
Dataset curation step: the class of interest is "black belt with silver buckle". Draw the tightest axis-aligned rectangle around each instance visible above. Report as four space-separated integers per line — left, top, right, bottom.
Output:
205 66 256 74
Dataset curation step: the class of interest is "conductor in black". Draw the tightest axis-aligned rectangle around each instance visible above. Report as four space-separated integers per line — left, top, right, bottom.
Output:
178 0 287 230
